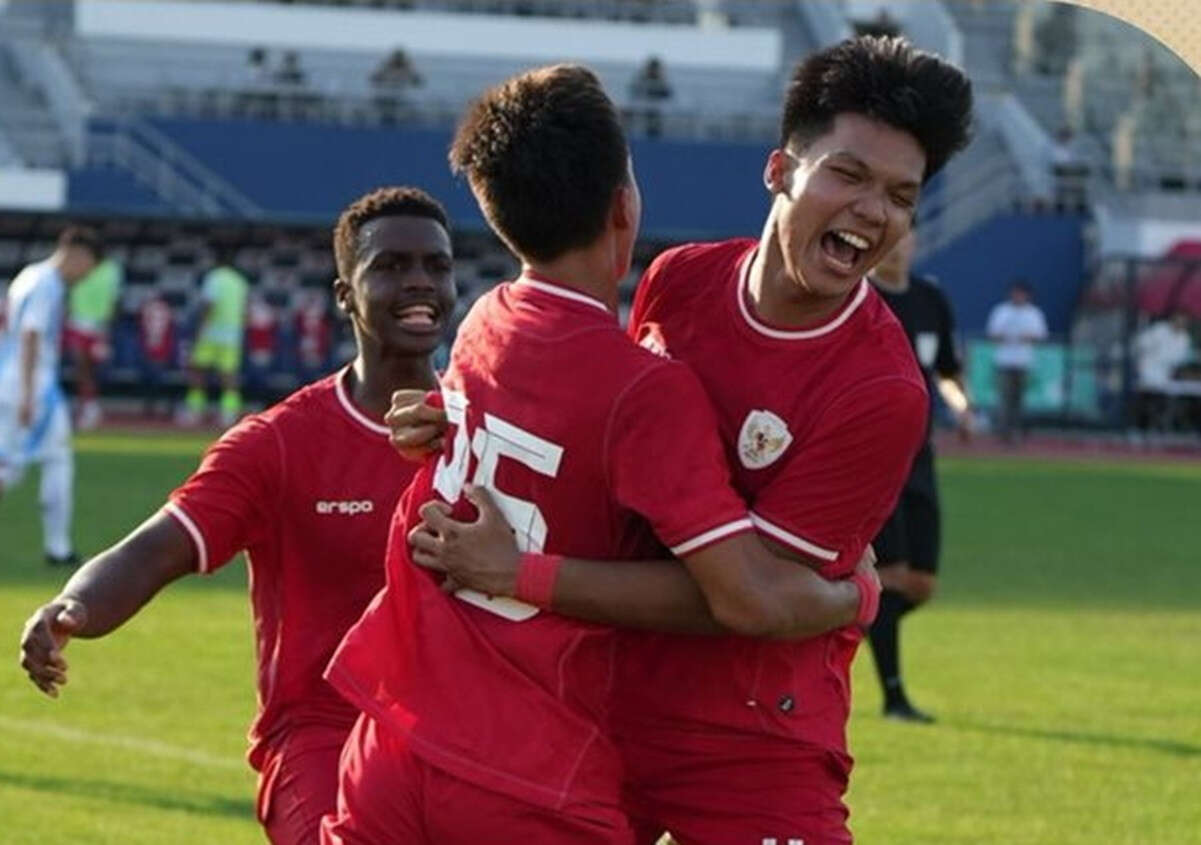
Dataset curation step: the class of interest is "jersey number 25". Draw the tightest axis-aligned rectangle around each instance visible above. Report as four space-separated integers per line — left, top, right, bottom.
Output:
432 388 564 621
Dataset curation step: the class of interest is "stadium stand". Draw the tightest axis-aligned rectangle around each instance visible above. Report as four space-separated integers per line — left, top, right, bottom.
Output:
0 0 1197 432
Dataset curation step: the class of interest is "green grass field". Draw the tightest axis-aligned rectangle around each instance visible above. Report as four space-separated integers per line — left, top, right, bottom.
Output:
1 432 1199 843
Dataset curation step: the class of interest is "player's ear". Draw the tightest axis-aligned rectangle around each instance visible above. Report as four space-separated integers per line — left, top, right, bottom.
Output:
333 276 354 317
765 148 790 195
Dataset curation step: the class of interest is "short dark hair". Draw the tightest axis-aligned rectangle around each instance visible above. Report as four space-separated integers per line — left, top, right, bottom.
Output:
448 64 629 263
333 186 450 280
57 225 103 259
780 35 973 182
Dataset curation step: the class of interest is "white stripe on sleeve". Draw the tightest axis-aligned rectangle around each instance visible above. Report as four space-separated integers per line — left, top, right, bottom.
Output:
162 502 210 573
749 513 839 562
670 517 754 556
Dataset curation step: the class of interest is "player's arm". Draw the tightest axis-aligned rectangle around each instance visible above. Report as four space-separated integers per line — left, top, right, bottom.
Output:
19 512 195 697
934 289 974 436
412 489 872 638
17 329 39 426
20 417 279 698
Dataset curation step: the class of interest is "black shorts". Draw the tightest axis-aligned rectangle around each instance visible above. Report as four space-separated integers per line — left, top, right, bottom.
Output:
872 444 940 573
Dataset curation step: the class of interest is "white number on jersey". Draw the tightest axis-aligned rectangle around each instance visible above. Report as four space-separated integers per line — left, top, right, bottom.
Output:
432 388 565 621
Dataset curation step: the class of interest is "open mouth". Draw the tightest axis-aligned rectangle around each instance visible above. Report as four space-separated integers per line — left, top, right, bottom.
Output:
393 303 441 331
819 229 872 275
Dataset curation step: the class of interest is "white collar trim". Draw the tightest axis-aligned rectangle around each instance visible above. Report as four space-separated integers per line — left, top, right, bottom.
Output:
334 367 391 437
516 276 611 314
737 251 869 341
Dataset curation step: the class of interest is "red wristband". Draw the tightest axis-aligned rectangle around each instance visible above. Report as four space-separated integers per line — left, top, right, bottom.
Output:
850 570 881 628
514 552 563 607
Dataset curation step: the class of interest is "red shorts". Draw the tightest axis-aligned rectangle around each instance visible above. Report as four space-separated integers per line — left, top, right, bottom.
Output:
617 726 852 845
63 326 107 362
256 724 350 845
320 713 634 845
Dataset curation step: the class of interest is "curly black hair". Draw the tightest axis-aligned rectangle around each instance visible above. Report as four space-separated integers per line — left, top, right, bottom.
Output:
333 186 450 280
449 64 629 263
780 36 974 182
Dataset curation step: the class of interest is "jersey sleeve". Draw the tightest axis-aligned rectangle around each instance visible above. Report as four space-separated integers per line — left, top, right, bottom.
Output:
16 280 57 335
933 287 962 378
163 415 283 573
750 378 928 575
627 246 684 340
606 361 752 556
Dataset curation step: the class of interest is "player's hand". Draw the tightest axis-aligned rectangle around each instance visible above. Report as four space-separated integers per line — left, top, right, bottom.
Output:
17 396 34 428
386 389 447 461
409 484 520 598
19 598 88 698
957 408 976 443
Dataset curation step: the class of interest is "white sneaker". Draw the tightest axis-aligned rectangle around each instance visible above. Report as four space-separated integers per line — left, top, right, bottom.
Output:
78 400 103 431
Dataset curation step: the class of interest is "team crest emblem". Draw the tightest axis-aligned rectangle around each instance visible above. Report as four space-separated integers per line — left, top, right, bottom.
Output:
738 409 792 469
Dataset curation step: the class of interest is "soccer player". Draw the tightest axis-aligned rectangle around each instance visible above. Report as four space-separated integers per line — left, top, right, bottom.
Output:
867 226 974 723
64 254 123 430
321 65 875 845
400 37 973 844
178 244 250 427
0 226 102 567
18 187 455 844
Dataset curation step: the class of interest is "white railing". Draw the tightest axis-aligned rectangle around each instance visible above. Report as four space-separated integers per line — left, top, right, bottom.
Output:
979 91 1055 199
4 38 92 166
916 151 1020 260
87 117 264 218
897 1 964 69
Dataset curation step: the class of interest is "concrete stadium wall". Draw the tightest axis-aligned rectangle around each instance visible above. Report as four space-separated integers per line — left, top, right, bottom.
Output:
917 212 1087 334
69 117 774 241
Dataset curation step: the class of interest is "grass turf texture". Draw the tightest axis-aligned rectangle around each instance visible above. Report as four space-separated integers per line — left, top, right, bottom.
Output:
1 431 1199 843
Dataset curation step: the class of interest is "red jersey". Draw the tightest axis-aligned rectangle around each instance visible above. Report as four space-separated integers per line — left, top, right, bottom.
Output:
139 296 174 364
164 369 416 770
618 239 927 760
325 274 751 815
295 304 331 367
245 297 278 367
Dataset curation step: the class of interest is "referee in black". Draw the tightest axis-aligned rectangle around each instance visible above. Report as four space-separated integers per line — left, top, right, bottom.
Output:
868 226 974 723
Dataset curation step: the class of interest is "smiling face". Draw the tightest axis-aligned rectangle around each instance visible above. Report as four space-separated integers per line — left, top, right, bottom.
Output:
766 112 925 308
334 215 455 357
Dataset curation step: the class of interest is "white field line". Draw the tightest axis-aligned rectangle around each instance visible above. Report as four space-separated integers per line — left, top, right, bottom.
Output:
0 715 245 771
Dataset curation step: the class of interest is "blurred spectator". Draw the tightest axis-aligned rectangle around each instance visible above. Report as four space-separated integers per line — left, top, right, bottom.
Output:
295 289 332 382
1033 2 1077 76
274 51 307 87
179 245 249 428
1133 310 1194 432
138 292 176 419
986 282 1048 444
370 48 423 125
1050 126 1090 212
854 8 902 38
244 292 280 393
64 256 123 430
629 56 673 139
247 46 271 83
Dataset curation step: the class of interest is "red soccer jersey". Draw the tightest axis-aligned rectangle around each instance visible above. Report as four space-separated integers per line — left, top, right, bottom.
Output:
164 369 416 770
325 274 752 814
139 296 174 364
618 239 927 761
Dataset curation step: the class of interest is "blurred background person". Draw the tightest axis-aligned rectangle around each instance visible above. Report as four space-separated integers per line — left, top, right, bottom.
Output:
0 226 102 567
63 254 122 430
868 227 973 723
178 245 249 428
987 281 1048 445
1133 310 1194 435
138 291 176 420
